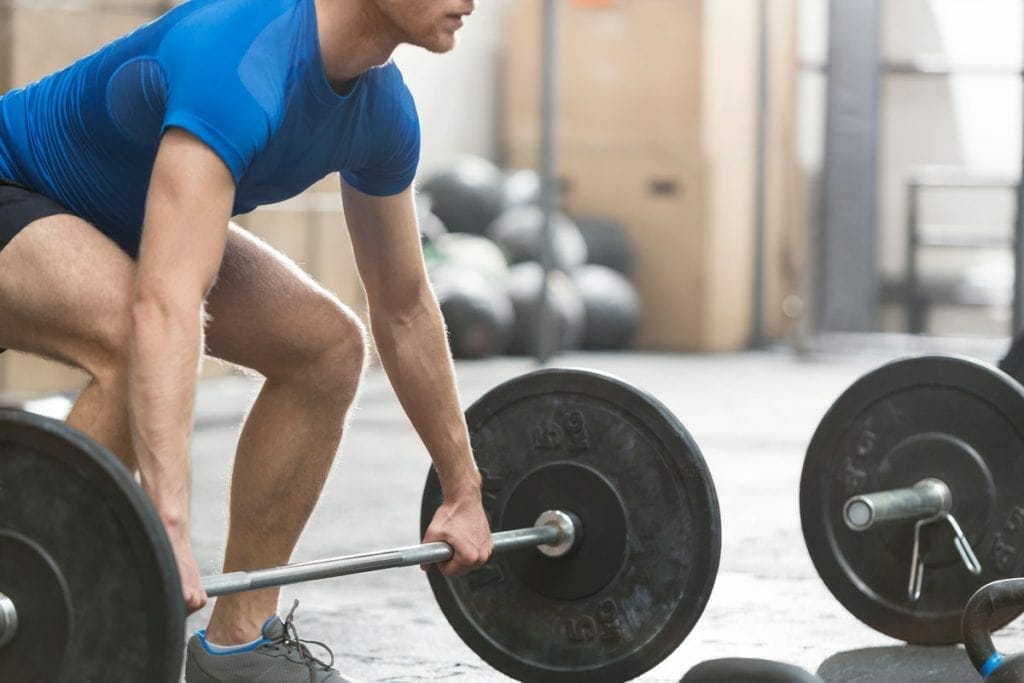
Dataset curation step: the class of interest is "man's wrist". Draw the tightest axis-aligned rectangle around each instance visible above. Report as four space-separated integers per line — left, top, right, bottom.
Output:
441 471 483 502
157 510 190 538
141 481 190 535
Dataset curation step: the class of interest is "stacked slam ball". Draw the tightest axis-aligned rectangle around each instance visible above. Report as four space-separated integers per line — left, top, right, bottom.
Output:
418 155 640 359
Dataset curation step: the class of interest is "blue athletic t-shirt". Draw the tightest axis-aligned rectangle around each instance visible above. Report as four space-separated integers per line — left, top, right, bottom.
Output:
0 0 420 256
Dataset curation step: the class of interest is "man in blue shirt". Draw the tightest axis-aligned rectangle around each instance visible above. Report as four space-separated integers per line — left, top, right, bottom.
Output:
0 0 487 680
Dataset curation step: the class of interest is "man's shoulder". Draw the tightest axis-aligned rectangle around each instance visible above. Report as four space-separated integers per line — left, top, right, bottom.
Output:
361 61 417 119
362 61 408 90
157 0 310 116
162 0 298 31
158 0 302 61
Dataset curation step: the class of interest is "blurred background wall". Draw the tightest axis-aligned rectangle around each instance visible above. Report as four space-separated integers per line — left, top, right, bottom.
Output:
1 0 1022 395
802 0 1023 340
878 0 1022 335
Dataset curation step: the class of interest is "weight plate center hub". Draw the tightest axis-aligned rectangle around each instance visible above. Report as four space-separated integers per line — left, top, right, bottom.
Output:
873 432 995 564
503 462 628 600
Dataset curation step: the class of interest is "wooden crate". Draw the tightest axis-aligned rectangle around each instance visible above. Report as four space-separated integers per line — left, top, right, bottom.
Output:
503 0 702 154
0 353 88 401
504 0 801 350
553 149 761 350
6 5 158 88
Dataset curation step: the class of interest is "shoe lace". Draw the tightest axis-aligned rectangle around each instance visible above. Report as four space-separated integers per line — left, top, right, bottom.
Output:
274 600 336 681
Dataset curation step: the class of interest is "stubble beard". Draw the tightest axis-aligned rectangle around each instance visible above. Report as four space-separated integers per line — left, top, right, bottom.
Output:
411 28 458 54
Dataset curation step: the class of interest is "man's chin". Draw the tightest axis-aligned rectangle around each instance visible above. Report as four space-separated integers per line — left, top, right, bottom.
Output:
416 32 458 54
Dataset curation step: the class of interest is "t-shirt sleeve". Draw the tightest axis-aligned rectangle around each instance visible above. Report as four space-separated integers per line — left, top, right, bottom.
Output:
341 76 421 196
157 21 276 182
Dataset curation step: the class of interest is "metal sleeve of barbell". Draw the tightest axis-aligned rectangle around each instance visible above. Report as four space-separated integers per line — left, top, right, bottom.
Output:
202 525 561 598
843 479 951 531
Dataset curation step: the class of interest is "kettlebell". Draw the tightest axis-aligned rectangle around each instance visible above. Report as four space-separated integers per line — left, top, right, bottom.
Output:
681 657 824 682
963 578 1024 682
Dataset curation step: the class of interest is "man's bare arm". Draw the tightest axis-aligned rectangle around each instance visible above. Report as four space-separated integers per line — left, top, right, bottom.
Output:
131 127 235 608
341 179 490 575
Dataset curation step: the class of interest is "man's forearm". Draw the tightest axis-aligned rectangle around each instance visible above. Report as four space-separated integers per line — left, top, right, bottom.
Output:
372 295 481 498
129 295 204 526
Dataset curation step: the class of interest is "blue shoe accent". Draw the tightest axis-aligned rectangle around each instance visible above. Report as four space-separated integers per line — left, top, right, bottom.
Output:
195 620 272 656
185 604 344 682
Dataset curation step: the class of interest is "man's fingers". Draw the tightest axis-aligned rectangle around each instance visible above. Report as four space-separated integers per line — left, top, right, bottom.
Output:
438 544 491 577
441 558 469 578
184 591 208 614
421 502 494 576
421 527 457 571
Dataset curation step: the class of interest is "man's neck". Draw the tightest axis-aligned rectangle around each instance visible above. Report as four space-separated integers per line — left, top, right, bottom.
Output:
314 0 401 90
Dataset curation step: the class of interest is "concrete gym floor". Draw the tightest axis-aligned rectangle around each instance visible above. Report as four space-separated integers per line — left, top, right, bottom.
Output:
183 344 1024 682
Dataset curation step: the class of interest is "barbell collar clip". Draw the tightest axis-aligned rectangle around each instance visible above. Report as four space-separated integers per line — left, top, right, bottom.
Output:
908 511 983 602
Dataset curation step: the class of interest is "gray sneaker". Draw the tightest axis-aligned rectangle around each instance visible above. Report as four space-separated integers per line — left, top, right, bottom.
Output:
185 601 354 682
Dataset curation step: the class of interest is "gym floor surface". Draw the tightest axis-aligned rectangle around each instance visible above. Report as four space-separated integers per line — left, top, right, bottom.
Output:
183 345 1024 681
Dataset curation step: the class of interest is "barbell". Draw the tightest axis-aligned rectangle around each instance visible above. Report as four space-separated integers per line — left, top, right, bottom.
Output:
678 353 1024 679
0 367 722 682
801 354 1024 644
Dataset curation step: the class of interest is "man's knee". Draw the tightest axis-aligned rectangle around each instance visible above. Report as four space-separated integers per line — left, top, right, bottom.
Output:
271 302 367 397
80 304 133 391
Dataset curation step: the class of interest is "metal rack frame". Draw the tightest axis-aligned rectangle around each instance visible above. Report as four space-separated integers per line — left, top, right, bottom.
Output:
818 0 1024 336
903 170 1019 334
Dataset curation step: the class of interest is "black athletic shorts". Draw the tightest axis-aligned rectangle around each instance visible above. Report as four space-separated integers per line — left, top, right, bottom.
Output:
0 178 73 354
0 177 72 253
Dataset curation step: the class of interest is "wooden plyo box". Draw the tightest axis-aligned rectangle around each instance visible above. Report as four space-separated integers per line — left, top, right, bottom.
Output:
548 150 755 351
4 3 160 90
503 0 702 154
502 0 802 349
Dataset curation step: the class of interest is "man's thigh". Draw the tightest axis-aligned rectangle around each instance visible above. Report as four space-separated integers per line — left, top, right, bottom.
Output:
0 179 69 251
0 214 355 376
0 210 136 371
205 224 357 373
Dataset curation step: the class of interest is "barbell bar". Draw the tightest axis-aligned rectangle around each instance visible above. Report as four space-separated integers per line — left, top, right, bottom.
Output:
841 476 982 602
0 509 578 648
842 478 951 531
203 509 577 596
0 593 16 649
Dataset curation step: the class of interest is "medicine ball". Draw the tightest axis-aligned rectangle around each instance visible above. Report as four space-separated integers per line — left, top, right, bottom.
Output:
415 194 448 246
420 156 505 235
574 214 634 277
506 262 585 356
570 265 640 350
503 168 542 208
430 266 514 358
429 233 510 286
487 205 588 272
